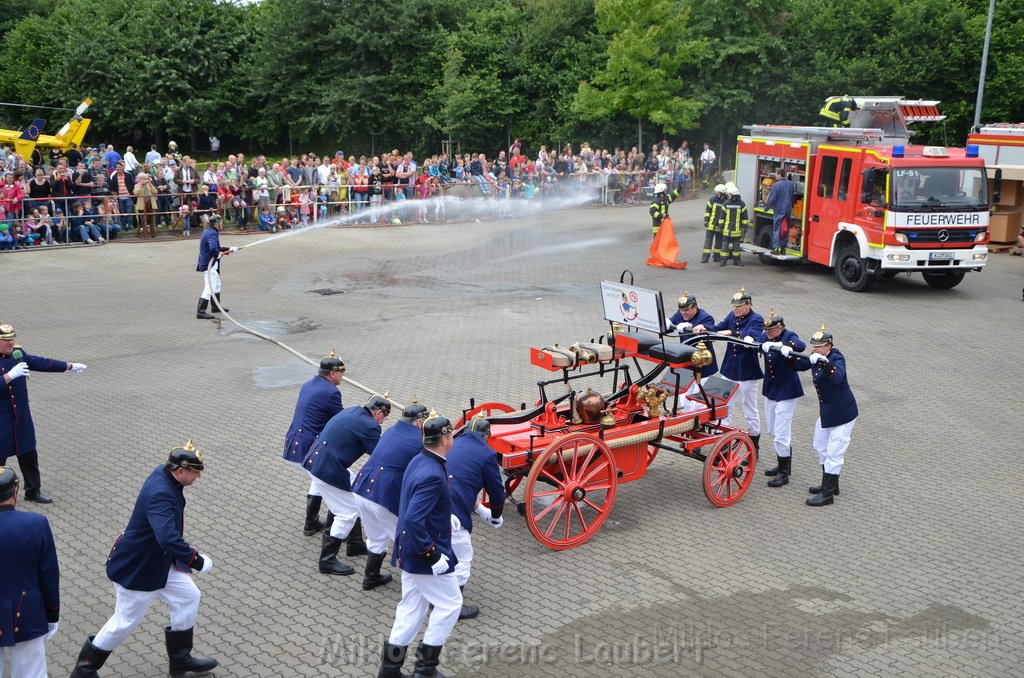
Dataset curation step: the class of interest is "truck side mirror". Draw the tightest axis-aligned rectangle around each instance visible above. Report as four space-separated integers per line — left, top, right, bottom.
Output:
993 168 1002 204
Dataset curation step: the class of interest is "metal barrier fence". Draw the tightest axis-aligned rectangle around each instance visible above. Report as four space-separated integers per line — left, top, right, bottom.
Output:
0 168 704 248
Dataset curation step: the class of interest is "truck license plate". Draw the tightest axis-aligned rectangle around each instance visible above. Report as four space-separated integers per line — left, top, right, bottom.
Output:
929 251 954 260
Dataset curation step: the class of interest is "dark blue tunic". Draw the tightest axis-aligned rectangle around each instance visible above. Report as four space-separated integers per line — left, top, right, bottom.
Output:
393 450 457 575
303 407 380 491
352 419 423 516
282 375 343 464
446 431 505 534
0 347 69 457
795 348 859 427
0 506 60 645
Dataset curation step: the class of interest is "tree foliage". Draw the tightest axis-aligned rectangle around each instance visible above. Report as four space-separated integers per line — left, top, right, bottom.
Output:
0 0 1021 157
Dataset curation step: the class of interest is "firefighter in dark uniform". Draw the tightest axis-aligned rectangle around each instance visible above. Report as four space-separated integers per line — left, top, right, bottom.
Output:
666 291 718 412
353 399 430 591
819 96 859 128
378 412 461 678
283 351 346 537
756 310 806 487
70 440 217 678
195 214 238 319
701 183 727 263
0 322 87 504
794 325 858 506
648 182 680 239
693 288 764 451
0 466 60 678
446 415 505 620
303 394 390 575
719 183 750 266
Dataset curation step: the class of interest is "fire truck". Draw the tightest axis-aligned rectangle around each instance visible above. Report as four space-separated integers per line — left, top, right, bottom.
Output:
736 97 991 291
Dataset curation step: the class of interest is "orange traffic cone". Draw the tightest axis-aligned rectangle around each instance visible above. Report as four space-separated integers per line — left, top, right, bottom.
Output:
646 216 688 269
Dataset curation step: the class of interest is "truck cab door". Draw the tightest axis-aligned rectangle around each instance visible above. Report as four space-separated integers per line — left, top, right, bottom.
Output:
807 153 843 262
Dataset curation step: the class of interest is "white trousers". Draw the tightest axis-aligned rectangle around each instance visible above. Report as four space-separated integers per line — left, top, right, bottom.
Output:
200 266 222 300
356 496 397 554
388 571 462 647
763 398 797 457
721 378 761 436
93 567 201 652
311 476 359 539
812 417 856 475
0 635 47 678
680 375 711 413
451 525 473 587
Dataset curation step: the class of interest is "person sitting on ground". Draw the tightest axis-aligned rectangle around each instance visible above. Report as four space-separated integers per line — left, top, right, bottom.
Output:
258 206 278 233
0 222 13 250
575 390 606 425
71 201 106 243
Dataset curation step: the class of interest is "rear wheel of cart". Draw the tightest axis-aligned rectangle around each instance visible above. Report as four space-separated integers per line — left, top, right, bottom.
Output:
524 433 618 550
922 269 966 289
702 432 756 507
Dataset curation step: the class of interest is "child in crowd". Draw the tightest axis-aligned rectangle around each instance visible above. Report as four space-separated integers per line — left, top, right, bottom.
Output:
22 208 42 245
275 205 289 229
368 166 384 223
36 205 56 244
286 204 301 228
318 191 328 221
299 188 313 225
52 207 67 243
10 222 27 249
197 185 218 220
258 206 278 233
178 203 193 236
0 223 12 250
524 177 537 200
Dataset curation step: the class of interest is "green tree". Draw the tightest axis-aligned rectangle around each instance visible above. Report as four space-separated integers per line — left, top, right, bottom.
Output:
573 0 704 142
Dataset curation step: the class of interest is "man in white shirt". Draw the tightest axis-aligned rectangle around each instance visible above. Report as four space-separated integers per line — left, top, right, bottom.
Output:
700 143 717 189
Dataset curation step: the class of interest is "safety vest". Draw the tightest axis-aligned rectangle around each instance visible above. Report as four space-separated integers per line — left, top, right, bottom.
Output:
704 195 724 231
649 188 680 232
819 97 854 126
721 198 750 237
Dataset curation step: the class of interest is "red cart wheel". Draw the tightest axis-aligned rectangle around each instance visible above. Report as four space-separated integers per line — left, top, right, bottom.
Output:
524 433 618 550
456 402 515 427
702 432 755 507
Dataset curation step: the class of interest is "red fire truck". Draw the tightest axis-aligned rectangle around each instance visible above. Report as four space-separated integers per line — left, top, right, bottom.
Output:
736 97 991 291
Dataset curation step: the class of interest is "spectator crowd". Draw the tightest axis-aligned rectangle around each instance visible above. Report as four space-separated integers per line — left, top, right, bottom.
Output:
0 137 716 248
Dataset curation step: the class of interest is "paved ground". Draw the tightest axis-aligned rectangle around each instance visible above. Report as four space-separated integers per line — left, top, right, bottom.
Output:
3 193 1022 677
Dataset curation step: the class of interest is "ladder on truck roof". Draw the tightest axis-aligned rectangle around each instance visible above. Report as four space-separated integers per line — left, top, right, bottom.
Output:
742 125 886 146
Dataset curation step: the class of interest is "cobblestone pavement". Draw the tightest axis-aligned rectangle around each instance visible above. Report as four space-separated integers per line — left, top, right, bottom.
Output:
4 194 1022 677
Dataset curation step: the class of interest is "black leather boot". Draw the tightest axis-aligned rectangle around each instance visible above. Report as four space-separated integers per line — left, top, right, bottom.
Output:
750 434 760 452
346 517 369 557
809 466 840 496
319 530 354 575
458 585 479 620
719 256 729 266
412 643 448 678
212 292 228 313
165 627 218 677
196 298 214 320
363 551 394 590
70 636 112 678
767 455 791 487
806 473 837 507
700 254 709 263
377 641 409 678
303 495 325 536
733 256 744 266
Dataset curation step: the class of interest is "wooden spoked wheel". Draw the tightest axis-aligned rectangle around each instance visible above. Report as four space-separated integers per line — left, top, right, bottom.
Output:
455 402 515 427
702 432 756 507
524 433 618 550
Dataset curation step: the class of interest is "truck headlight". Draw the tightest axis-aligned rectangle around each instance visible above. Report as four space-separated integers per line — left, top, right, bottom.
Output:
972 252 987 261
894 232 908 244
886 254 911 262
974 231 987 243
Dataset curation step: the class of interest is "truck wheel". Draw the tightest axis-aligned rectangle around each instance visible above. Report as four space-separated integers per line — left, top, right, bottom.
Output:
922 270 966 289
834 244 875 292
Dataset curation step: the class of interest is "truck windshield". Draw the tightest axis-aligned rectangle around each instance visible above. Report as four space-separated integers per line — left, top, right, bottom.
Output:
891 167 988 211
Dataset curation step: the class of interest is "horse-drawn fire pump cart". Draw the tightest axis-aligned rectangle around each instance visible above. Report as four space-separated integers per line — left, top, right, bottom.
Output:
455 276 763 550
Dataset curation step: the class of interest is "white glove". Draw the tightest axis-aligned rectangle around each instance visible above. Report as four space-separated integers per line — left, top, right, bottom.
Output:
6 362 29 381
474 504 492 521
760 341 780 354
450 514 462 531
70 363 87 374
198 554 214 573
742 335 755 344
430 553 450 576
779 345 793 357
45 622 58 642
677 322 693 332
488 515 504 529
809 353 829 365
226 247 240 254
